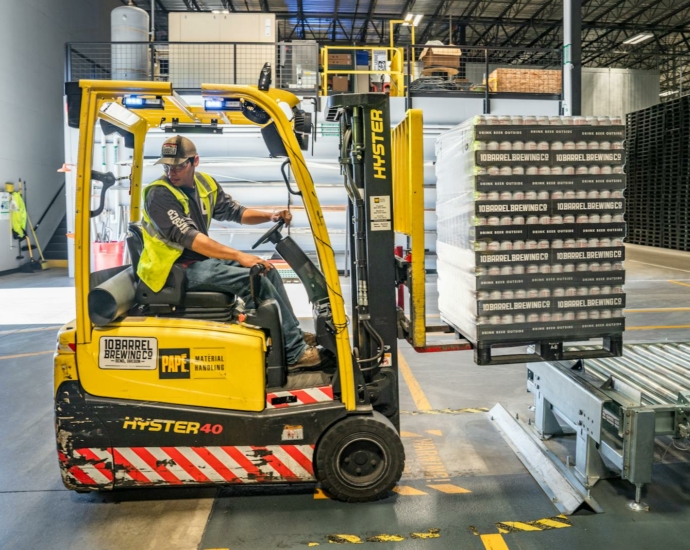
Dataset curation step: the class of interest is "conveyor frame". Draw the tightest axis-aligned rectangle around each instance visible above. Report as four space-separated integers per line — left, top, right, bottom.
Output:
525 343 690 512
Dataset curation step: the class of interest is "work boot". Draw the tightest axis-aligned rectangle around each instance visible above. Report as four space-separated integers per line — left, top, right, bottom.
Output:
288 346 322 371
303 331 317 346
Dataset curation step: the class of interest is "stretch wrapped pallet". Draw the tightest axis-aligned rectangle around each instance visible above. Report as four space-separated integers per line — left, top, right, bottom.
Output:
435 114 627 346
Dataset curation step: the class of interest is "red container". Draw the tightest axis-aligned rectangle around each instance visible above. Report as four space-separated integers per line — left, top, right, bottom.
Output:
92 241 124 271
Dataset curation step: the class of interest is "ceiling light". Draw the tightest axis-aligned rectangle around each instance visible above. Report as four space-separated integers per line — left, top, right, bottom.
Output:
212 10 221 14
222 9 229 13
660 90 679 97
404 13 423 26
622 33 653 45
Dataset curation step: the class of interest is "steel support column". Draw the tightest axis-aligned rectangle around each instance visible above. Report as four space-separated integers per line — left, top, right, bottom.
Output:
564 0 582 115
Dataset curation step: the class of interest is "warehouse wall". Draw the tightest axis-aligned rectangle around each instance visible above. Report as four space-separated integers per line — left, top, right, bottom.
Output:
0 0 121 272
582 67 660 120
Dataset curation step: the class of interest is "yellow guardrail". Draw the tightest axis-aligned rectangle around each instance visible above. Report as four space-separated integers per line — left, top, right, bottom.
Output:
392 109 426 347
320 46 405 97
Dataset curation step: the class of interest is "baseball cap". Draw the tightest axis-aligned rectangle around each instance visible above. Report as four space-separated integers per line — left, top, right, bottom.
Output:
155 136 198 165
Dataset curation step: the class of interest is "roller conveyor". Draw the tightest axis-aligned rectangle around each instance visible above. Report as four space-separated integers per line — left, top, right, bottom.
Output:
517 343 690 513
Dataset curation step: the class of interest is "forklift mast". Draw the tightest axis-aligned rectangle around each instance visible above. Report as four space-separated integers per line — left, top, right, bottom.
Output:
326 94 399 428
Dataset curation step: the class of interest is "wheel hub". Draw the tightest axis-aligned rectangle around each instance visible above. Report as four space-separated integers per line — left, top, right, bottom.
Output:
336 437 388 487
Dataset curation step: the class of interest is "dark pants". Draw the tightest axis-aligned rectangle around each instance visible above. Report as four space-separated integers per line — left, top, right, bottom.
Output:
185 259 307 364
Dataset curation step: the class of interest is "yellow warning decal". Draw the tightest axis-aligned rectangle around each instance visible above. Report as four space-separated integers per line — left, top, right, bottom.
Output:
496 515 572 533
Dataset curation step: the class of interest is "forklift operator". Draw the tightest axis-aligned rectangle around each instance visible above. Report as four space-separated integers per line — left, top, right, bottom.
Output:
138 135 322 370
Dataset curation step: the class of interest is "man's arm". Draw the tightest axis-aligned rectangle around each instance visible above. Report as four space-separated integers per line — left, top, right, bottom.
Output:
240 208 292 226
190 233 274 270
210 179 292 226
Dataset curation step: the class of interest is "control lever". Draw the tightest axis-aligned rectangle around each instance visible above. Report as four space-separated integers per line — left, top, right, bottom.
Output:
249 264 266 306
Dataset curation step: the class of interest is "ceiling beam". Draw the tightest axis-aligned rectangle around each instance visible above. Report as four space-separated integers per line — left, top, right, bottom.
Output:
582 0 690 64
360 0 379 43
418 0 452 44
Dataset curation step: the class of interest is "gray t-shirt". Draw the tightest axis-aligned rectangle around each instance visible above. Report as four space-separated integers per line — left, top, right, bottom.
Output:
145 175 246 262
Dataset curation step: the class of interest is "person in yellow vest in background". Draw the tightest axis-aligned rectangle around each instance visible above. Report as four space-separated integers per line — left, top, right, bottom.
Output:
139 136 322 370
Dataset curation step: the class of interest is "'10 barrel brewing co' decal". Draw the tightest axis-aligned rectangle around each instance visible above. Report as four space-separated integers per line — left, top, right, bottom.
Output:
99 337 158 370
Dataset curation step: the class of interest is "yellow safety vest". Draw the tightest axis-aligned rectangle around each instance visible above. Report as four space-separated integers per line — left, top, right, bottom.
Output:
9 192 27 239
137 172 218 292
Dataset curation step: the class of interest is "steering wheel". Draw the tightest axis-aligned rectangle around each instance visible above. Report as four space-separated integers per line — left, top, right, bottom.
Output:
251 220 285 250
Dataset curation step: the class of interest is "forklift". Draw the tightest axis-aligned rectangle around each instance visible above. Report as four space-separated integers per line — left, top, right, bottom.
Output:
55 73 411 502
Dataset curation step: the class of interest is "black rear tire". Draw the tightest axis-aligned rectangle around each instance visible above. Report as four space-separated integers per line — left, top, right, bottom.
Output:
315 412 404 503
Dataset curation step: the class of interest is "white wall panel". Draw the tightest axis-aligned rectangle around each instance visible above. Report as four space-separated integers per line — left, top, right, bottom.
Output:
0 0 120 272
582 67 659 119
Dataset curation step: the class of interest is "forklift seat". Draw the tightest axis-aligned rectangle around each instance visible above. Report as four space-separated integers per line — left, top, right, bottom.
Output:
126 223 236 311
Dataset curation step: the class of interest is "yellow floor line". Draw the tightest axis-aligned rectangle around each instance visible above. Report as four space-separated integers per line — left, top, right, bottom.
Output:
481 533 510 550
392 485 428 496
0 325 62 336
426 429 443 436
397 351 432 411
313 488 329 499
400 431 422 438
496 515 572 534
626 259 690 274
0 350 53 361
627 324 690 331
427 483 471 494
669 280 690 288
625 307 690 313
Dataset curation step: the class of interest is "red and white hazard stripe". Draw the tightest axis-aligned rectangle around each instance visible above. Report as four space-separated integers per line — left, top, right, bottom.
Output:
59 448 115 487
266 385 334 409
63 445 316 487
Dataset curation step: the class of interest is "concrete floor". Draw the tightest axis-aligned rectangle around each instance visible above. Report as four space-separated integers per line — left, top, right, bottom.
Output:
1 245 690 549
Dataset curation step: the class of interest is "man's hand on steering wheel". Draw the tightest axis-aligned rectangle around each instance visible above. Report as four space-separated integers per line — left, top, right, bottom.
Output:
236 252 274 271
271 209 292 226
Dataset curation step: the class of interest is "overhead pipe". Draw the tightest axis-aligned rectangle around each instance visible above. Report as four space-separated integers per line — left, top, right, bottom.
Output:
151 0 155 41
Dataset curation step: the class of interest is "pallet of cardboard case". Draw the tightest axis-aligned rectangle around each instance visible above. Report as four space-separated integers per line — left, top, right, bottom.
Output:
488 69 562 94
435 114 626 365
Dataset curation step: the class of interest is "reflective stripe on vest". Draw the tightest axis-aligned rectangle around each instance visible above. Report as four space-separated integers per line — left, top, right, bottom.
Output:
137 172 218 292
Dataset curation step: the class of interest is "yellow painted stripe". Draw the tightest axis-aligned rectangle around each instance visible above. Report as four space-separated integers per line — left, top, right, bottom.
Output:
535 518 572 529
366 534 405 542
481 534 510 550
427 483 472 494
496 515 572 533
497 522 542 533
313 488 329 499
327 534 362 544
410 529 440 539
392 485 428 496
401 407 489 415
426 429 443 436
401 431 422 438
398 351 432 411
625 307 690 313
0 325 62 336
669 280 690 288
46 259 68 268
0 350 53 361
627 325 690 331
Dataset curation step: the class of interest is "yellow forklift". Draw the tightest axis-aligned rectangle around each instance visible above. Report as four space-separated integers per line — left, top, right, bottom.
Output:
55 71 412 502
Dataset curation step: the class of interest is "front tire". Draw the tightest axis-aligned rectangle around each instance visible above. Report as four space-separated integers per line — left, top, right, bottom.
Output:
315 412 404 503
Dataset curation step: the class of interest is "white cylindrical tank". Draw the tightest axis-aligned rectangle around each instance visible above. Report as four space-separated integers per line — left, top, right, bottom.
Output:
111 5 150 80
